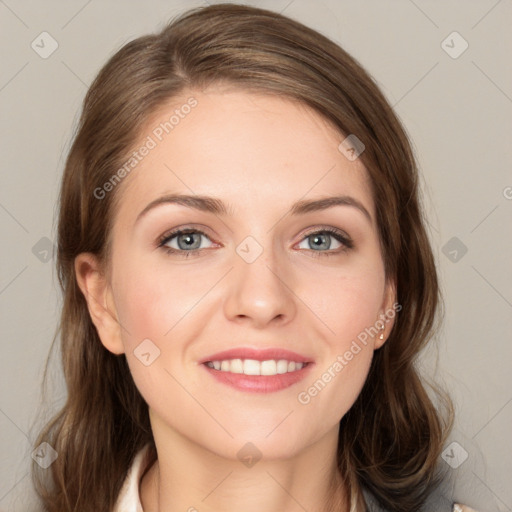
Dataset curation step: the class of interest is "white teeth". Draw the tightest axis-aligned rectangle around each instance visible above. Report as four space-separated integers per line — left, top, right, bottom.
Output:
206 359 306 376
230 358 243 374
261 360 276 376
244 359 261 375
276 360 288 374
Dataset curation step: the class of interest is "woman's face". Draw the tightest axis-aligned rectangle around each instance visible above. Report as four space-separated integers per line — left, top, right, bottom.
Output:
80 86 396 460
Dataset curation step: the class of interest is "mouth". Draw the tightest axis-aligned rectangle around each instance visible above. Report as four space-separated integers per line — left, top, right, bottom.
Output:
200 347 314 393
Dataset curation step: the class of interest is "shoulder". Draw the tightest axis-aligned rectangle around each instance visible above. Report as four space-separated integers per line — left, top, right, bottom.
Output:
361 484 480 512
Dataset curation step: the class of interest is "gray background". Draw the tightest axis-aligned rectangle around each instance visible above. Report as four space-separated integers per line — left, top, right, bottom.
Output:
1 1 511 511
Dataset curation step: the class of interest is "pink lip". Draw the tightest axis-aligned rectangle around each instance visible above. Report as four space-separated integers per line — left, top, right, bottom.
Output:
199 347 312 365
202 363 313 393
199 347 314 393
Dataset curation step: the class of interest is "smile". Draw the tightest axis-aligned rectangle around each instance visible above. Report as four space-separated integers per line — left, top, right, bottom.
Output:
205 359 306 375
200 347 314 393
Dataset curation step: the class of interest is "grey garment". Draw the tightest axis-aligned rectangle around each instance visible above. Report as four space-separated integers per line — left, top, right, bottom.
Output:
349 447 497 511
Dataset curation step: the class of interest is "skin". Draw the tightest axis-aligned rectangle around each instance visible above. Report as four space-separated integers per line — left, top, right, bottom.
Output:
75 85 398 512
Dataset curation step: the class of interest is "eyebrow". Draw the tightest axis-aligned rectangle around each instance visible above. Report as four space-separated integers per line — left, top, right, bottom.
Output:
135 193 372 225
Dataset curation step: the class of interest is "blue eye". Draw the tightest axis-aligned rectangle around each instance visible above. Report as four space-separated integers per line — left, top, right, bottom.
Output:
296 228 353 257
158 228 213 257
158 226 353 258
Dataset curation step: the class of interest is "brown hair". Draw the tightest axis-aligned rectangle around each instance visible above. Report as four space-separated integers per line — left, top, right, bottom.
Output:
32 3 454 511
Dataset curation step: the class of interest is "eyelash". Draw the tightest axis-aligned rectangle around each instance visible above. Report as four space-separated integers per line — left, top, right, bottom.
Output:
157 226 354 259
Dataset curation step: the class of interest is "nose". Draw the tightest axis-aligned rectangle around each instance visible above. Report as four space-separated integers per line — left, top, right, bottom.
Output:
223 243 297 329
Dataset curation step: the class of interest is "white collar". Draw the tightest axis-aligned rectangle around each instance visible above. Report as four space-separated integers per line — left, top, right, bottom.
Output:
113 444 152 512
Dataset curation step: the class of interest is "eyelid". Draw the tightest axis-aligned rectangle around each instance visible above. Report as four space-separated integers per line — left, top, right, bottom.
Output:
294 226 354 256
157 224 216 245
298 225 353 245
157 224 354 256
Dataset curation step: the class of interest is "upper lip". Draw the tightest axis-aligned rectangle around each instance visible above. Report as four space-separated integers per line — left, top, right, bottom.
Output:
199 347 313 364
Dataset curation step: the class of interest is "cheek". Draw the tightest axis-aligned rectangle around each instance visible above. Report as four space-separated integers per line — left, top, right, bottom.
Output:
111 258 216 397
306 267 385 345
112 255 211 344
297 340 374 430
294 268 383 419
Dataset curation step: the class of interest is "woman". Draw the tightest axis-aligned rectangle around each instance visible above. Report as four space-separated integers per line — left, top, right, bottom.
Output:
32 4 478 511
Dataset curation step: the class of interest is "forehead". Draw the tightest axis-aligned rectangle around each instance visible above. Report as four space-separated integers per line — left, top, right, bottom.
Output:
114 87 373 226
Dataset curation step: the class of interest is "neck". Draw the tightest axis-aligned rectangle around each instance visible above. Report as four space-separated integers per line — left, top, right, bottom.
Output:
140 424 350 512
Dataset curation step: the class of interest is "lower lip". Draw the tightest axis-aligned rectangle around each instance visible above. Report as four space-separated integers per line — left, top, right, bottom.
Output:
202 363 313 393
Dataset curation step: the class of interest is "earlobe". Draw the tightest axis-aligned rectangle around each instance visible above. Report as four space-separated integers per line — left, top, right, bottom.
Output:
375 277 398 350
74 253 125 355
375 324 386 350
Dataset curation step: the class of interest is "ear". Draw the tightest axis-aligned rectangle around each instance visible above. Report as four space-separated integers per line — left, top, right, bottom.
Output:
374 277 398 350
74 252 125 355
